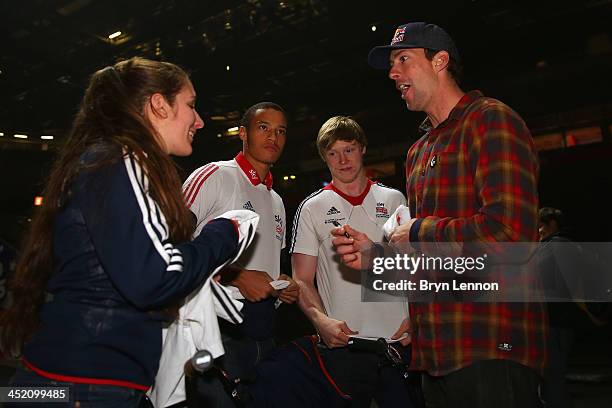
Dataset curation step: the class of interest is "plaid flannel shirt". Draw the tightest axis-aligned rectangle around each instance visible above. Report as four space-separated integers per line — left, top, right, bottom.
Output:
405 90 547 376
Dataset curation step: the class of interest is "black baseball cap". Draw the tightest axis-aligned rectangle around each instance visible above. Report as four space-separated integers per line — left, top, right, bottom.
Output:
368 22 461 69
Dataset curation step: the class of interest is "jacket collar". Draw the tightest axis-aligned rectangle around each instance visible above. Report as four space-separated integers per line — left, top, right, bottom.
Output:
419 90 484 134
235 152 273 190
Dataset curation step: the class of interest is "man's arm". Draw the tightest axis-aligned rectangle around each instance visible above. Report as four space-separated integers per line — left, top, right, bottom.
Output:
277 273 299 304
292 253 357 347
277 208 299 304
219 265 277 302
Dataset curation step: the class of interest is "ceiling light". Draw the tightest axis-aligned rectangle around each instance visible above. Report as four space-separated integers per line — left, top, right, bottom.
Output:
108 31 122 40
227 126 239 132
226 65 230 71
371 25 377 32
14 134 28 139
0 132 4 137
41 135 54 140
34 196 44 206
283 176 289 181
290 175 296 179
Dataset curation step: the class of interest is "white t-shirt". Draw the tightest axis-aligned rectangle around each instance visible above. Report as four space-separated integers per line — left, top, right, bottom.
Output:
290 180 408 338
183 152 286 283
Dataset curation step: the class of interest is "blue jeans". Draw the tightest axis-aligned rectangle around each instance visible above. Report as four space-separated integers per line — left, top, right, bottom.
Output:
7 367 151 408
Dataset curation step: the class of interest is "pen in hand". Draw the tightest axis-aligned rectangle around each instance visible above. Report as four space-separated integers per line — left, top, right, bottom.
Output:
331 220 351 238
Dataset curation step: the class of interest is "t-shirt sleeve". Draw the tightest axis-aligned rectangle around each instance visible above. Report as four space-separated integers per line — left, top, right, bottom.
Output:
182 163 223 235
289 201 319 256
398 190 407 209
388 188 407 211
281 202 287 250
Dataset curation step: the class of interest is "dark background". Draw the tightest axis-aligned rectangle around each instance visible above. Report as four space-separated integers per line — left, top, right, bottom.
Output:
1 1 611 404
1 0 612 245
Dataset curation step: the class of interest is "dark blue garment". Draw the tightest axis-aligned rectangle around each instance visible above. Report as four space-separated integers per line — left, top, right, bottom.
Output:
185 298 277 407
0 237 17 304
249 337 421 408
8 366 151 408
239 298 277 340
23 149 238 389
186 333 275 408
248 336 352 408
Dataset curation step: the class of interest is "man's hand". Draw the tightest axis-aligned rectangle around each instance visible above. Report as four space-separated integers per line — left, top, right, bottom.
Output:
389 218 418 244
316 316 358 348
277 273 300 304
391 318 412 346
331 224 373 270
230 269 277 302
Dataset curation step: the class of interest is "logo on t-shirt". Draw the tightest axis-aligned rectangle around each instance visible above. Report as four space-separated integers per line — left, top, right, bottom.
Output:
243 201 255 211
274 214 284 241
326 206 341 215
376 202 390 219
324 217 346 225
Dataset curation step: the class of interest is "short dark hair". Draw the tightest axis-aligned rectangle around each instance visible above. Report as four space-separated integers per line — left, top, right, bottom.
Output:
539 207 564 226
424 48 463 86
240 102 286 129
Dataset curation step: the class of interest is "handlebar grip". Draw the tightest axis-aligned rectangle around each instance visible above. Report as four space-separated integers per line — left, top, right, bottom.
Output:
191 350 214 373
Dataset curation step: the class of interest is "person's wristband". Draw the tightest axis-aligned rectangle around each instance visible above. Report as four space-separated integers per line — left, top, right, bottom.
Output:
409 218 423 243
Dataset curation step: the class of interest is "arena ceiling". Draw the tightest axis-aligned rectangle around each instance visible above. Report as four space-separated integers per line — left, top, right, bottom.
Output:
0 0 611 225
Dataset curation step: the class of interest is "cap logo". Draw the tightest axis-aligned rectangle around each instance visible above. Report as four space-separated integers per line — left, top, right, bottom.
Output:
391 27 405 45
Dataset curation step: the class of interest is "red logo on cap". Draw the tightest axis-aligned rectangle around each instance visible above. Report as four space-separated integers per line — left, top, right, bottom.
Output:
391 27 405 45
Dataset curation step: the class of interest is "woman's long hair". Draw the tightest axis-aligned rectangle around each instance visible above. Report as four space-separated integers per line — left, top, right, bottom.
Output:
0 57 194 354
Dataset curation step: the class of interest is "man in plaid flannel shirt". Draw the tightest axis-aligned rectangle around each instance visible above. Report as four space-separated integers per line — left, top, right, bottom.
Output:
332 22 547 407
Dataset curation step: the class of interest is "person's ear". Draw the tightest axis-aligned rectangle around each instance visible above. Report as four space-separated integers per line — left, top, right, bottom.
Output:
239 126 247 143
432 51 449 72
551 220 560 233
149 93 169 119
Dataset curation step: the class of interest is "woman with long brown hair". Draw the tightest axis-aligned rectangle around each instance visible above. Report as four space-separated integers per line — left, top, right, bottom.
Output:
0 57 241 407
